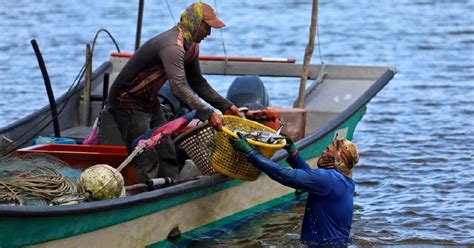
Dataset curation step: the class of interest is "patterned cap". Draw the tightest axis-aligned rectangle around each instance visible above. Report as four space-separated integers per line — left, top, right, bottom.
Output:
201 3 225 28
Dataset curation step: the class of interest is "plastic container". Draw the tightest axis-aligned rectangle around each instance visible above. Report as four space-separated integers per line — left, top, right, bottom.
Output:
245 108 307 141
177 159 201 180
267 107 306 141
16 144 138 185
32 136 77 145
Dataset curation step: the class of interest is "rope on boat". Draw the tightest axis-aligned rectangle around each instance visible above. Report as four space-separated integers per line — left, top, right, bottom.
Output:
0 167 77 205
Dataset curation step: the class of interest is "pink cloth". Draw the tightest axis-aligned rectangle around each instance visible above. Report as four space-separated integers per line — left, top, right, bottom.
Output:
83 117 100 145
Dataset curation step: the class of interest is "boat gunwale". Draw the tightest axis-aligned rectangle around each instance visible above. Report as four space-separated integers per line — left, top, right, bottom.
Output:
0 67 395 218
0 173 231 217
288 68 395 155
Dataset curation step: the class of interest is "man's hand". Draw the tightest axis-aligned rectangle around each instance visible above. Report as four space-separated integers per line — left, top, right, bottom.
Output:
283 135 297 154
229 132 254 154
224 105 241 117
317 150 336 169
209 111 224 131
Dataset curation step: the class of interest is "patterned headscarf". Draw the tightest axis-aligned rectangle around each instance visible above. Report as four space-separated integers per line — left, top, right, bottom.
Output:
177 2 205 49
317 139 359 178
334 139 359 178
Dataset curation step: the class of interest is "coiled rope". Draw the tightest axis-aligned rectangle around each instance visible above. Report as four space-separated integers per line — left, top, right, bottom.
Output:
0 167 77 205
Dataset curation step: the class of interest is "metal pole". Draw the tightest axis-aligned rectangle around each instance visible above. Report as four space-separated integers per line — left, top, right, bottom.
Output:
102 73 110 110
135 0 145 51
295 0 318 108
30 39 61 137
81 44 92 126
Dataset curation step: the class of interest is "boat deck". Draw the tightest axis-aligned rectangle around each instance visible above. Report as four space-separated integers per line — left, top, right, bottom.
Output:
61 126 91 143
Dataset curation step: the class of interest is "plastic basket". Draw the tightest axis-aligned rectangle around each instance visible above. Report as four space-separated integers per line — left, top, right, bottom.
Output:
211 115 286 181
173 124 218 176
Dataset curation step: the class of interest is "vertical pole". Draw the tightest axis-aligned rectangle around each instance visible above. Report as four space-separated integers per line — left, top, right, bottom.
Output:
31 39 61 137
102 73 110 110
81 44 92 126
295 0 318 108
135 0 145 51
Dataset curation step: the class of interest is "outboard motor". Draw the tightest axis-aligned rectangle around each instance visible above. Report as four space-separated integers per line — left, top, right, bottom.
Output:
226 75 269 110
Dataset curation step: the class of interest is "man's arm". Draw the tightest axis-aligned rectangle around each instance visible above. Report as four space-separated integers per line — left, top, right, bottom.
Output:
159 45 214 121
247 151 332 196
286 152 312 170
282 136 311 170
185 57 233 113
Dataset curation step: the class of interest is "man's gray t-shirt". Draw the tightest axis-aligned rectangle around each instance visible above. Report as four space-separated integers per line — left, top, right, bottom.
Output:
108 26 232 121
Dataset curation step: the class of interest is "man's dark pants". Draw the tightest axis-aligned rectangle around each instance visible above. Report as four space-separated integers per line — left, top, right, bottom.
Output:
110 105 178 182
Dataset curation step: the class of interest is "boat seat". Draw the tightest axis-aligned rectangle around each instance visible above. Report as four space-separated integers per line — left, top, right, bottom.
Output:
99 109 125 146
61 126 93 144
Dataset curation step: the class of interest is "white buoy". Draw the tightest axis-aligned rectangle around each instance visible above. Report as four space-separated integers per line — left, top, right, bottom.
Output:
79 164 125 200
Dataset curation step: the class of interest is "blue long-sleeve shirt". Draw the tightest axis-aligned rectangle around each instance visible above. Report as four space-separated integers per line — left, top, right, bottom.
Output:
246 150 355 245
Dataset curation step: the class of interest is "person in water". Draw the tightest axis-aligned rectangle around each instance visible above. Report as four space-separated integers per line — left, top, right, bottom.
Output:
230 134 359 246
108 2 240 182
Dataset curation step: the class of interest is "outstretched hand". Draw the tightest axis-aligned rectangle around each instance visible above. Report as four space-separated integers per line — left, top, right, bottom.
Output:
282 134 297 154
210 105 241 131
229 132 254 154
209 111 224 131
224 105 242 117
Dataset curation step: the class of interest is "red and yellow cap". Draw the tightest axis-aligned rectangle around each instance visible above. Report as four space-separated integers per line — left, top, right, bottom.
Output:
201 3 225 29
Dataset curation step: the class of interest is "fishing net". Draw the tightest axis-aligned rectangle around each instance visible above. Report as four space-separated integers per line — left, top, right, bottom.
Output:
0 153 83 206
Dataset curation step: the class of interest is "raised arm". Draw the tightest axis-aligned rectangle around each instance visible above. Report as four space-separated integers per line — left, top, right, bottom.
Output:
184 57 233 113
282 136 311 170
159 45 214 121
286 152 312 170
246 151 332 196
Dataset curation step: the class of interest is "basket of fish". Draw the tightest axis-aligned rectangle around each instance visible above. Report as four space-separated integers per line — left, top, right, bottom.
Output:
211 115 286 181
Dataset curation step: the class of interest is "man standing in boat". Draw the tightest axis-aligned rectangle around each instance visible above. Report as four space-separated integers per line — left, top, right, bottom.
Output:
108 2 240 182
230 135 359 246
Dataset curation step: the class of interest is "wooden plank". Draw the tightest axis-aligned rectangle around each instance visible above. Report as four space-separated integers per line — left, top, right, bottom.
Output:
199 61 319 79
110 55 392 80
200 61 392 80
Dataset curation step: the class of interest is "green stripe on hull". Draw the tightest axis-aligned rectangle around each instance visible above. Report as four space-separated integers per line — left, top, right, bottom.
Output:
149 192 303 248
0 180 241 246
299 106 365 161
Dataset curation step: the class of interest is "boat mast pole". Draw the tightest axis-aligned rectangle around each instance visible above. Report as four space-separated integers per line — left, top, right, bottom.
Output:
30 39 61 137
295 0 318 108
135 0 145 51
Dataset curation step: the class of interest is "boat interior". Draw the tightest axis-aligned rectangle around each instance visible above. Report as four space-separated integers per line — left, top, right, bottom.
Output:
76 53 392 142
1 52 393 195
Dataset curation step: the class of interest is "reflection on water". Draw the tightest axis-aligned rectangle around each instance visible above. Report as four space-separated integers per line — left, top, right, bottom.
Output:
1 0 473 246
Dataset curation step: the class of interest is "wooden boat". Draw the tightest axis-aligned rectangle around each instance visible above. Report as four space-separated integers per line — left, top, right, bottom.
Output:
0 49 395 246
